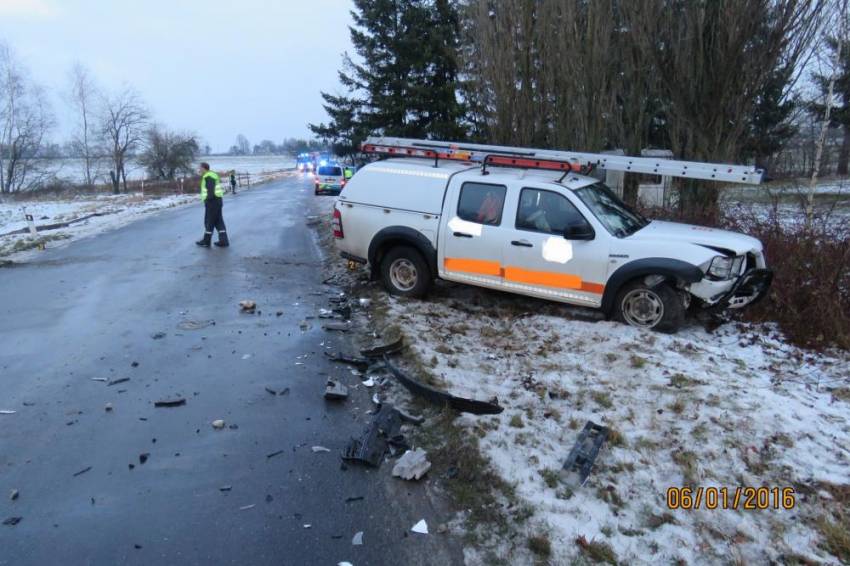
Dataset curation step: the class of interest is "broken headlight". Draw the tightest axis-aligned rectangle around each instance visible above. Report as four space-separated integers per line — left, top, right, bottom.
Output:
707 255 735 280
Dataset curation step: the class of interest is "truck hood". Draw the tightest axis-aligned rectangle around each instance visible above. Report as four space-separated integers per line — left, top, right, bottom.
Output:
628 220 762 255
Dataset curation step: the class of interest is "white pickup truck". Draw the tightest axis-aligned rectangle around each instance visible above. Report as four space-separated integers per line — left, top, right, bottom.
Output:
332 139 772 332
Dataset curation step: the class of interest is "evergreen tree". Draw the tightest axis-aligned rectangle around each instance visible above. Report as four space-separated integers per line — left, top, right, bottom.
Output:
740 67 799 172
309 0 466 161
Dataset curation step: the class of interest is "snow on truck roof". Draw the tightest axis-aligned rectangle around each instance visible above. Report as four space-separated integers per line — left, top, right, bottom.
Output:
357 157 599 190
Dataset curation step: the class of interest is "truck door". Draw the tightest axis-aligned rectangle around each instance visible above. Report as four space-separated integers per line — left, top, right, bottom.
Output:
502 187 609 308
439 180 509 291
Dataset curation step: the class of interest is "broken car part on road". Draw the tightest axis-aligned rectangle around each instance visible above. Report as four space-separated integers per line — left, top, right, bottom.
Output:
342 404 409 468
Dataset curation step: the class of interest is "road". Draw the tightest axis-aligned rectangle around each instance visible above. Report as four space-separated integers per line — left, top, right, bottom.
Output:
0 176 461 566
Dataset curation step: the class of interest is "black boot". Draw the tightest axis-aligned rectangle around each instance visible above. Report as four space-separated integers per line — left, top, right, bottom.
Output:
196 233 212 247
214 231 230 247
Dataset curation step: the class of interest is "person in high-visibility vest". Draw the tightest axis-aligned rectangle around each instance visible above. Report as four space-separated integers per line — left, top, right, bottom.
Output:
196 162 229 247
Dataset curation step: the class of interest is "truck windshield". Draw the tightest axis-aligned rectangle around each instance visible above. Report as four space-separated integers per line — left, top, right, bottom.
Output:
574 183 649 238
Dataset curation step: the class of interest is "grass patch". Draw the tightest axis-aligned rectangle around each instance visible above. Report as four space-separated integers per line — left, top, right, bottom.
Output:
672 450 699 487
591 391 613 409
830 387 850 403
539 468 560 489
575 535 618 565
509 414 525 428
645 511 677 530
629 355 647 369
668 373 702 388
527 534 552 558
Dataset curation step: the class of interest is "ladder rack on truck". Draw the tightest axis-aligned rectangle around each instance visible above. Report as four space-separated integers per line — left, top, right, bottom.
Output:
361 137 764 185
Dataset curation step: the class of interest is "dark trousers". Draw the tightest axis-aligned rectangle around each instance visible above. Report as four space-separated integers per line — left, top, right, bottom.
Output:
203 197 226 238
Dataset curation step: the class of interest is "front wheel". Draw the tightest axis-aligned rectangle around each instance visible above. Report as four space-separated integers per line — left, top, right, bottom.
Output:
614 279 685 333
380 246 432 298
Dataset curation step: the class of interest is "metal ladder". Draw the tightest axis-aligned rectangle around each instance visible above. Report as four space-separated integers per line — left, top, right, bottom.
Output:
362 136 764 185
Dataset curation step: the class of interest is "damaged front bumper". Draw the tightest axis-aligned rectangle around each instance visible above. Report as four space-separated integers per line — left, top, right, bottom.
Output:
692 268 773 311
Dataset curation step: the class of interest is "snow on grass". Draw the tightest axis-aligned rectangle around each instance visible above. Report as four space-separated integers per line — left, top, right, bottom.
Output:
0 193 196 261
385 285 850 565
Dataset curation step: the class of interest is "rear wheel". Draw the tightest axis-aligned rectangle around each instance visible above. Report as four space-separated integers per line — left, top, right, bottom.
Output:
615 279 685 333
380 246 432 298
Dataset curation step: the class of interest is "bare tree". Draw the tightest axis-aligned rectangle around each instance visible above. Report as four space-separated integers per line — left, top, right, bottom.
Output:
0 41 54 194
67 63 101 187
100 87 148 194
138 124 199 180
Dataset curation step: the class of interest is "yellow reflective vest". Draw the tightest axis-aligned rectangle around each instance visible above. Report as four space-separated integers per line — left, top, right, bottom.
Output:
200 171 224 200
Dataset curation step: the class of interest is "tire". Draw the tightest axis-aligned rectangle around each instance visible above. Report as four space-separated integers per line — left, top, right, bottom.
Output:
380 246 432 298
614 278 685 333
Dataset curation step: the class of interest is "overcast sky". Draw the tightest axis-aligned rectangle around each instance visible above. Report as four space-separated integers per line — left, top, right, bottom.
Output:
0 0 355 152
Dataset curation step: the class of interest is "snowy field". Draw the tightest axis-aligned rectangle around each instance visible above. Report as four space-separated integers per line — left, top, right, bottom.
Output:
311 196 850 565
27 155 296 185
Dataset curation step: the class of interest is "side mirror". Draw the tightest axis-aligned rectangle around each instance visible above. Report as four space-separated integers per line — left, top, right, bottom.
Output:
564 223 595 241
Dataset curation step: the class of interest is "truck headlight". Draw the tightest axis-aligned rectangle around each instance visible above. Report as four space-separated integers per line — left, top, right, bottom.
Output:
708 255 734 280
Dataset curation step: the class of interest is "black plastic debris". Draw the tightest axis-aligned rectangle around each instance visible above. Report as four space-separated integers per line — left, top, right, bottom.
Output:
107 377 130 387
324 351 369 371
73 466 92 477
154 398 186 408
383 357 503 415
322 321 351 332
360 337 404 359
266 450 285 459
560 421 609 487
139 453 149 465
342 404 406 468
3 517 22 526
151 332 166 340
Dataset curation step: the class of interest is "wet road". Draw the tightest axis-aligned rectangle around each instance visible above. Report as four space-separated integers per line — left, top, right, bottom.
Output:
0 176 460 565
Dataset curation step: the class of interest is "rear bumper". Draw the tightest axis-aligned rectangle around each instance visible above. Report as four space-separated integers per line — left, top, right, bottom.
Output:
705 268 773 311
315 185 342 195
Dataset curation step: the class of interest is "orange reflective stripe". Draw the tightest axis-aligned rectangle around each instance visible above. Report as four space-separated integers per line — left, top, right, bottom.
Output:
503 267 582 290
444 258 605 294
444 258 501 276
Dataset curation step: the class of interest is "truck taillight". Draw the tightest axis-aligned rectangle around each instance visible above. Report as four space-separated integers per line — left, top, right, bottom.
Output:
332 206 344 239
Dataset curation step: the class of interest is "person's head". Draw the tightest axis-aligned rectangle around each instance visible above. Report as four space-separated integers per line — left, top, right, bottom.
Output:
199 162 210 174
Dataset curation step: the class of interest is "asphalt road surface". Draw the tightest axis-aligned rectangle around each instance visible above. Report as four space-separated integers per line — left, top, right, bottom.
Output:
0 176 462 565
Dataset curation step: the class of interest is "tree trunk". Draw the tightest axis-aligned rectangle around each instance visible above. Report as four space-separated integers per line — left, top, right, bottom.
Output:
678 180 719 224
110 170 119 195
121 166 127 193
838 125 850 176
622 174 640 207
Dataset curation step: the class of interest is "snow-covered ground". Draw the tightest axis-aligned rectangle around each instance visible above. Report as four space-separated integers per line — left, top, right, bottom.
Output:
388 288 849 564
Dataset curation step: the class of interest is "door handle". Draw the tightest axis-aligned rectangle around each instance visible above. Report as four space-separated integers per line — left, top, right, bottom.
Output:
453 232 473 238
511 240 533 247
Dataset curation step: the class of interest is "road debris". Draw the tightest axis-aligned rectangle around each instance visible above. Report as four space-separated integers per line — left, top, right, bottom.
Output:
108 377 130 386
352 531 364 546
560 421 609 487
139 453 149 464
239 504 255 511
3 517 22 526
324 381 349 401
154 398 186 408
325 351 370 370
9 489 19 501
105 403 113 412
239 300 257 313
311 446 331 453
322 321 351 332
151 332 166 340
212 420 226 430
392 449 431 481
397 408 424 425
73 466 92 477
220 485 232 492
362 377 376 388
177 319 214 330
360 337 404 358
266 450 285 459
383 357 503 415
411 519 429 535
0 410 16 415
131 361 139 367
345 496 364 503
342 404 408 467
90 378 108 382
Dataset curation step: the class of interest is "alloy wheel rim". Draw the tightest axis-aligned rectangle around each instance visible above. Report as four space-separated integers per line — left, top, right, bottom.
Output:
389 258 418 291
622 289 665 328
